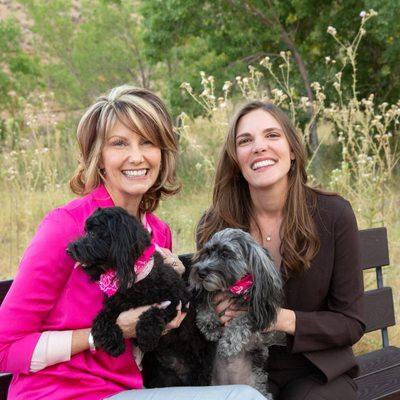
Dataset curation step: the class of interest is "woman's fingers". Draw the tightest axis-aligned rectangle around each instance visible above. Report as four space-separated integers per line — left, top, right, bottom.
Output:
116 299 190 339
158 300 171 309
214 298 235 316
158 247 185 276
116 304 154 338
163 301 187 333
212 292 230 305
220 314 232 326
219 304 248 326
229 304 248 313
167 311 187 330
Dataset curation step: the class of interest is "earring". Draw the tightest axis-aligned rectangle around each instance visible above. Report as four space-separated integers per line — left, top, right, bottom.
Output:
290 160 295 172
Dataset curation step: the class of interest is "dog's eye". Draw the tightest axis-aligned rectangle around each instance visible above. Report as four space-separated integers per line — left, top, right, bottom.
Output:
220 249 233 259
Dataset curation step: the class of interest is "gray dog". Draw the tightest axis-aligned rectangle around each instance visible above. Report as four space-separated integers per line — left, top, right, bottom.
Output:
190 228 284 398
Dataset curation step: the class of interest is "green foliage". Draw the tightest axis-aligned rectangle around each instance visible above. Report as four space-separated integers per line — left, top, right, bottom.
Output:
151 36 231 116
20 0 151 108
140 0 400 116
0 17 40 114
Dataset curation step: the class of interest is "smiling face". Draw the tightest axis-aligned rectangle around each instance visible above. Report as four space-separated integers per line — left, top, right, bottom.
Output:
235 108 295 194
100 120 161 212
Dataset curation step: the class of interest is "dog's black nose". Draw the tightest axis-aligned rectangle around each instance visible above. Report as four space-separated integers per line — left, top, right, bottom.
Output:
197 269 208 279
66 243 77 258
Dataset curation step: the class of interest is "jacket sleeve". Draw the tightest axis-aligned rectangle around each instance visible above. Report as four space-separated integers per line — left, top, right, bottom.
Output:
0 208 79 374
164 223 172 251
289 200 365 353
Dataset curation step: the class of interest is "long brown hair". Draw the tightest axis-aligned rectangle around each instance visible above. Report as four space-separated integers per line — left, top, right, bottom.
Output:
70 85 180 212
197 101 320 275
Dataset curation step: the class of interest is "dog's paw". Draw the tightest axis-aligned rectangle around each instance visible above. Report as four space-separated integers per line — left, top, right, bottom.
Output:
196 310 222 341
136 332 162 353
201 326 222 342
216 324 252 357
103 338 126 357
92 324 125 357
136 307 166 352
92 313 125 357
197 321 222 341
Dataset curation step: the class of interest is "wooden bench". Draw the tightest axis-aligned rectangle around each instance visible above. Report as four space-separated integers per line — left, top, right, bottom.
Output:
0 227 399 399
0 279 13 399
354 227 400 400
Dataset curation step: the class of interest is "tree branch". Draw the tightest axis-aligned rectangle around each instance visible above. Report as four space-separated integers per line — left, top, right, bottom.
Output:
227 0 318 148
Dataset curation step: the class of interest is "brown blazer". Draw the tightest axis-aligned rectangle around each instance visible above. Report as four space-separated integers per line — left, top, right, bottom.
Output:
196 192 365 382
283 193 365 382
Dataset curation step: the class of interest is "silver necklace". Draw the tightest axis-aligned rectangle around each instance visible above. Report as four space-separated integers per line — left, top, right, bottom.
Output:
266 235 272 242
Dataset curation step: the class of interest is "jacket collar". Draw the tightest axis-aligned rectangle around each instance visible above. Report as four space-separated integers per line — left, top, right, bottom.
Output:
91 183 115 208
90 184 167 245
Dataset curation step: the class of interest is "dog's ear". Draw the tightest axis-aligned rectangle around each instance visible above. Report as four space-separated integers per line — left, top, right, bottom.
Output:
247 241 283 330
108 207 151 292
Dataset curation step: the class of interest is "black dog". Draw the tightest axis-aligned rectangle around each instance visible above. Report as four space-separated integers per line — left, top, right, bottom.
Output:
67 207 212 387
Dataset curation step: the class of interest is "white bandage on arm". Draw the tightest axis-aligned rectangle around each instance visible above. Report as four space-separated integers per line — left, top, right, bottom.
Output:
30 330 73 372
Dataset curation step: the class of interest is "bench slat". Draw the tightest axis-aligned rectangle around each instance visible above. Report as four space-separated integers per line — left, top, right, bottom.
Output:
357 346 400 377
0 280 12 307
360 228 390 270
355 363 400 400
363 288 396 333
0 373 11 399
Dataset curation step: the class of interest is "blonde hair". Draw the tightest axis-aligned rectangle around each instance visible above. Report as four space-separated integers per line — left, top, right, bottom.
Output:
198 101 321 275
70 85 180 212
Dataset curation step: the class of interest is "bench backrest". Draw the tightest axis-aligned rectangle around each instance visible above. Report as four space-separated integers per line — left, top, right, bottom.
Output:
0 280 12 307
359 227 395 347
0 280 13 398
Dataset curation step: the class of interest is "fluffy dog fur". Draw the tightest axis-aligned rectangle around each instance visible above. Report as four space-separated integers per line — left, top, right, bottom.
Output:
67 206 212 387
190 228 284 399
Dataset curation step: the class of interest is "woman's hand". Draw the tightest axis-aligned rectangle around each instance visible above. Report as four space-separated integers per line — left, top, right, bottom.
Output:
162 301 188 334
158 248 185 276
265 308 296 335
212 292 247 326
116 301 187 339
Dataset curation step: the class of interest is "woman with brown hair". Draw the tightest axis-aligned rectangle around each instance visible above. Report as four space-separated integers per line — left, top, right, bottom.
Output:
197 101 365 399
0 86 267 400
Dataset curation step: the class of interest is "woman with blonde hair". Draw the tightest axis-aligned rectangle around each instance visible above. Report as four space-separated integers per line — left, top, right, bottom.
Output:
0 86 266 400
197 101 365 400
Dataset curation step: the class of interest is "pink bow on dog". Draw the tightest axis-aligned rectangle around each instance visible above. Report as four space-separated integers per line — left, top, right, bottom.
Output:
99 243 159 297
229 274 253 300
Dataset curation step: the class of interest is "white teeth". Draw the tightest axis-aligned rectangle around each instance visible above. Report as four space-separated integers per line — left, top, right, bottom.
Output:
252 160 276 170
122 169 147 177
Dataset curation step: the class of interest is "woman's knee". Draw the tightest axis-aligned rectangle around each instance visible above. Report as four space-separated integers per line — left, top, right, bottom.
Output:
280 373 357 400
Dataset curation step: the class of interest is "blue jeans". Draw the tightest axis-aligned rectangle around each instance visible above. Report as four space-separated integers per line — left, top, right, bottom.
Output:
106 385 267 400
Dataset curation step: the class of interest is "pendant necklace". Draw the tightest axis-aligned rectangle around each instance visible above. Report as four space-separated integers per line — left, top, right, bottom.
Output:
266 235 272 242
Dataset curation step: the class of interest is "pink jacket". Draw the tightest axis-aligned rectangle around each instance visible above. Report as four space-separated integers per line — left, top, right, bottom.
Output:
0 184 172 400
